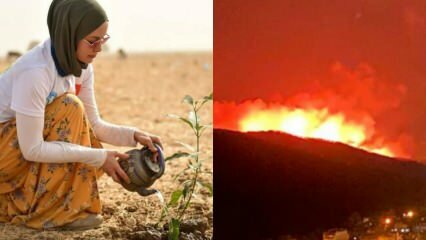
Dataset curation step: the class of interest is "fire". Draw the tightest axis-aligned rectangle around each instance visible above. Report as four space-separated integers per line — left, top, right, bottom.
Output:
214 62 414 159
239 107 396 157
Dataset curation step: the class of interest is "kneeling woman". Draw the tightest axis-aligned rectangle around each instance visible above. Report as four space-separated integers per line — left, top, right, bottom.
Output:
0 0 162 230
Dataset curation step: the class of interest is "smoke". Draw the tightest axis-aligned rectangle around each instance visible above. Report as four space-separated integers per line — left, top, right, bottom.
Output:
214 62 414 159
285 62 406 116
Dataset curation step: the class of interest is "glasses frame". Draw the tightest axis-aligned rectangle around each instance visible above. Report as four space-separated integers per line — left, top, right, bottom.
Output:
83 34 110 48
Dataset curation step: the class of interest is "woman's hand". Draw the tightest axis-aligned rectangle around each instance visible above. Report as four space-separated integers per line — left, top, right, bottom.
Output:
102 151 131 184
133 131 163 162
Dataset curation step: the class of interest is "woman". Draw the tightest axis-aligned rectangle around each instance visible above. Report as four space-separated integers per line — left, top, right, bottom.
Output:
0 0 162 230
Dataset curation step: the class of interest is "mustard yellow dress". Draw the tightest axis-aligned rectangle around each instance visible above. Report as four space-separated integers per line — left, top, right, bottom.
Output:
0 93 104 229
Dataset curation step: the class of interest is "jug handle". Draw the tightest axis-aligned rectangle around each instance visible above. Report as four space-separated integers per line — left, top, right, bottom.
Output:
155 144 166 177
140 143 166 179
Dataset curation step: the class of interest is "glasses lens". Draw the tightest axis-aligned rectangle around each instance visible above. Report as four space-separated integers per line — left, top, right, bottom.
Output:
103 34 110 42
87 35 110 48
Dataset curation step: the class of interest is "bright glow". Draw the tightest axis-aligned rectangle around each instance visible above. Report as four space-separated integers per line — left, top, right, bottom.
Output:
407 211 414 218
365 147 394 158
280 110 311 137
239 107 396 157
385 218 392 224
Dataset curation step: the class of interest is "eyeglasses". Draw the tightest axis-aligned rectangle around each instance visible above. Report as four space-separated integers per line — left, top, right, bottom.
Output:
83 34 110 48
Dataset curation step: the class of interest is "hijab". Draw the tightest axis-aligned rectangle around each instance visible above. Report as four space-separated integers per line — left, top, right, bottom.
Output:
47 0 108 77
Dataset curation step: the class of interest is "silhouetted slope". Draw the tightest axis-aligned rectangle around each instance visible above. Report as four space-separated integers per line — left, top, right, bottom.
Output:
213 129 426 239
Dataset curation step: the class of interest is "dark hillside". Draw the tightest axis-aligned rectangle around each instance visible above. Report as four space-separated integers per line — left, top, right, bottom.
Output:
214 129 426 239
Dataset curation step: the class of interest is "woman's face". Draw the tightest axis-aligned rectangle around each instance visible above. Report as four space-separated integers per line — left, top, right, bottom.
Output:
76 21 109 64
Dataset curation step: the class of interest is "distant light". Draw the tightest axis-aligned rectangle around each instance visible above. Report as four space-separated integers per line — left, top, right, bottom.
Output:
407 211 414 218
385 218 392 224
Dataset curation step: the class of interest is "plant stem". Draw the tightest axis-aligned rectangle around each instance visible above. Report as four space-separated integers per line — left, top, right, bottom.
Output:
178 169 199 220
178 103 201 221
158 205 167 224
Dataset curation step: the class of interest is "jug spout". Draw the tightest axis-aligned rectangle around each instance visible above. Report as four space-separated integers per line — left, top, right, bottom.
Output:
137 187 158 196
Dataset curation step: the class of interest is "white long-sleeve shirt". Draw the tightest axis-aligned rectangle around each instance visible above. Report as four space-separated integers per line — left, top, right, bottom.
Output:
0 39 139 167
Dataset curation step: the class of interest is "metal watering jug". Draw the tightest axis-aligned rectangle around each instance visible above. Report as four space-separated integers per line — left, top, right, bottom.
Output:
118 144 165 196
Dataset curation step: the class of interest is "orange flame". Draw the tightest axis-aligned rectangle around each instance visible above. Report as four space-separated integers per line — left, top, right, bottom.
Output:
239 107 396 157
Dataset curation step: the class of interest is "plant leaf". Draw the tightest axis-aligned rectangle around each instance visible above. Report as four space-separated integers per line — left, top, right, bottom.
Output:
200 92 213 107
182 180 192 199
165 151 190 162
180 117 195 130
191 152 200 159
166 114 194 130
166 113 181 119
188 162 201 171
188 111 197 127
197 180 213 195
196 123 206 132
169 190 183 207
183 95 194 105
199 124 212 135
185 152 199 160
201 124 213 129
182 179 192 187
168 218 180 240
204 92 213 100
176 141 195 152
